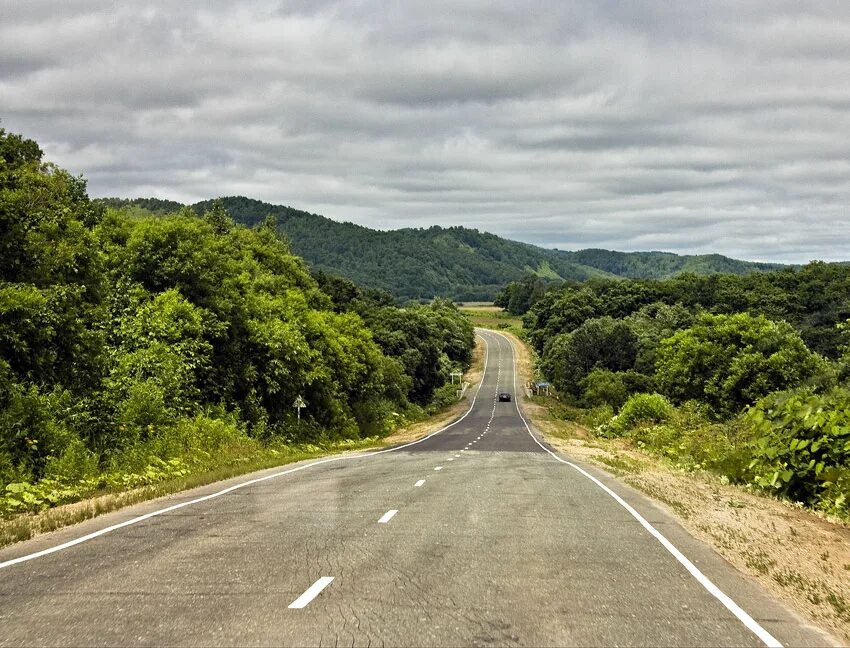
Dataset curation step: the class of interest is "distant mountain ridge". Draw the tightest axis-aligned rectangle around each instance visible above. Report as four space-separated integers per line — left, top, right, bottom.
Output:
96 196 786 300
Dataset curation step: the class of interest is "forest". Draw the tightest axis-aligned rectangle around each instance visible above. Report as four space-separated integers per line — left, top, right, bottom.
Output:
516 268 850 515
0 128 474 517
100 196 782 301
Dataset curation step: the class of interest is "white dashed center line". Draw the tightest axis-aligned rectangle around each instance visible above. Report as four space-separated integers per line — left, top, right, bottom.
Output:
378 510 398 524
288 577 334 609
415 479 425 487
434 466 443 470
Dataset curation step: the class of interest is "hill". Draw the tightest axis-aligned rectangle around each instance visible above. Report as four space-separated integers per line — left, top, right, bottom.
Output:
98 196 785 300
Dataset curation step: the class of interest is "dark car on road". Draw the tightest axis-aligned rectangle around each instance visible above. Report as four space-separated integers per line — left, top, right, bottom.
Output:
498 392 512 402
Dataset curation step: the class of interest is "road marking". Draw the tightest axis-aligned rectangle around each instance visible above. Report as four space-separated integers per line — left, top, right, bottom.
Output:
448 458 454 461
414 480 425 487
378 510 398 524
434 466 443 470
492 330 783 648
454 454 461 458
0 335 496 572
288 577 334 609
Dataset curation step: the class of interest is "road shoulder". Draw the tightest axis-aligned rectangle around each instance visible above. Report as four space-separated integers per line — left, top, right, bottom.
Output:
498 328 849 645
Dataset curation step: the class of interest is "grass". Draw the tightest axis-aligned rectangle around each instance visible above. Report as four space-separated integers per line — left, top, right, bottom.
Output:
593 453 645 476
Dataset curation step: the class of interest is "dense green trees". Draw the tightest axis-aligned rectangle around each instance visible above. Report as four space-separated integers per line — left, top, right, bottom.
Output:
0 129 474 511
522 263 850 515
102 197 783 302
311 272 474 405
542 317 638 398
654 314 826 417
493 275 555 315
524 265 850 358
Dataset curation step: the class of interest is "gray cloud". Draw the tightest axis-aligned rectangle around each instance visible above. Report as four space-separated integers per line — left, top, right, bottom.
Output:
2 1 850 263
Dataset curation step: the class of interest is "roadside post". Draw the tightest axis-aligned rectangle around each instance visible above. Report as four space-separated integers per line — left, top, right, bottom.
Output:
294 395 306 423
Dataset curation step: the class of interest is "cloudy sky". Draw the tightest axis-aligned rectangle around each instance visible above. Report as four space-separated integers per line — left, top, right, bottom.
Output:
2 1 849 262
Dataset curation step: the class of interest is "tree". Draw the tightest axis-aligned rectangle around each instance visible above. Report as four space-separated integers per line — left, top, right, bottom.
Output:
202 198 233 235
655 313 826 417
542 317 638 397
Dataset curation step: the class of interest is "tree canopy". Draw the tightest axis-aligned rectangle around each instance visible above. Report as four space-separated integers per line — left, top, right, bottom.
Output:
0 128 474 499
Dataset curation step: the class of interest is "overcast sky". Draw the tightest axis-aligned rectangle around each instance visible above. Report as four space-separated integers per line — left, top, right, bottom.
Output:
2 1 849 262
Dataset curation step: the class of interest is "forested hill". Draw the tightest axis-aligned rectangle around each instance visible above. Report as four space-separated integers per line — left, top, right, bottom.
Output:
98 196 785 300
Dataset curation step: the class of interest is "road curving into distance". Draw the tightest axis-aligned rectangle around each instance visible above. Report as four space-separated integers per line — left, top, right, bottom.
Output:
0 330 835 646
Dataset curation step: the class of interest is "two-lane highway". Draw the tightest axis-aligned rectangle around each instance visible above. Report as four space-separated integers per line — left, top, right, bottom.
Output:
0 330 833 646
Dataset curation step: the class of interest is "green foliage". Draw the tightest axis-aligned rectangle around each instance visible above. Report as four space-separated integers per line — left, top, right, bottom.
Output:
97 196 779 302
745 388 850 513
0 128 475 518
655 313 826 417
0 383 77 481
561 389 849 517
617 402 752 477
494 274 559 315
599 393 674 438
525 263 850 358
580 369 628 410
542 317 639 397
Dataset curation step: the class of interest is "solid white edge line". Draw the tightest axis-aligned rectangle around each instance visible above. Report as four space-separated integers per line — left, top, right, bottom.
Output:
490 330 783 648
0 335 493 571
414 480 425 487
288 576 334 609
377 509 398 524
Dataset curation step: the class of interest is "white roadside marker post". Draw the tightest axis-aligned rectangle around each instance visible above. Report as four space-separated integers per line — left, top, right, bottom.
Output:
294 395 306 423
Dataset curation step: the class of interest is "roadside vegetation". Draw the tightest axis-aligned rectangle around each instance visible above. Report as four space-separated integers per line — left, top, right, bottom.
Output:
0 128 474 522
501 269 850 519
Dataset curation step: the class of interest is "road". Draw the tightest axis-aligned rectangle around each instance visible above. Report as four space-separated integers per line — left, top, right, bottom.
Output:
0 330 834 647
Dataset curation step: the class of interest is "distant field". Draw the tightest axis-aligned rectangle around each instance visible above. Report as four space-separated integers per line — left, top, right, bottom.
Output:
459 303 502 312
460 305 523 331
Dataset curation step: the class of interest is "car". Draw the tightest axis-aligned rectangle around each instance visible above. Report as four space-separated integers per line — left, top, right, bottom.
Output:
498 392 512 402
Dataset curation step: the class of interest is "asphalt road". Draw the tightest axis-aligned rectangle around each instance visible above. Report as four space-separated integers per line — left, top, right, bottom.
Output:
0 330 835 647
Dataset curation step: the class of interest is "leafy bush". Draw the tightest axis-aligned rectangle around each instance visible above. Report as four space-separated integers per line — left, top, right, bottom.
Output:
580 369 655 411
744 388 850 513
580 369 627 410
542 317 638 397
655 313 826 417
599 393 674 437
626 403 751 476
0 383 80 483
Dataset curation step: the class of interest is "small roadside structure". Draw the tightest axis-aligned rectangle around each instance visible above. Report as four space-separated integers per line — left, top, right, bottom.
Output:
533 381 551 396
